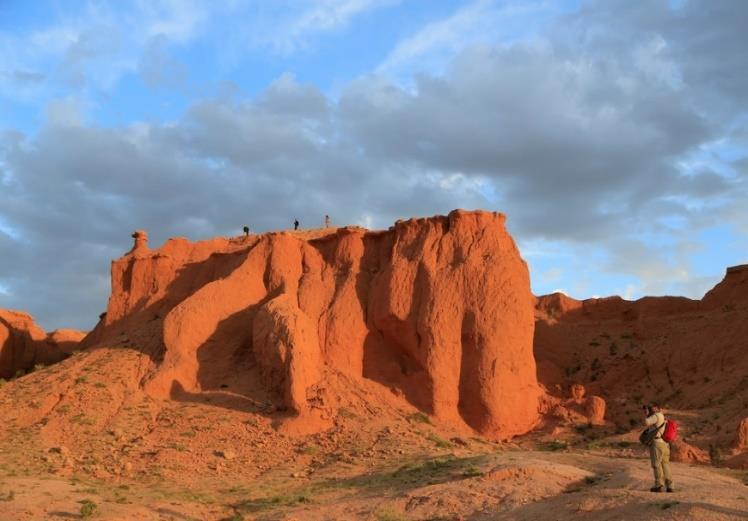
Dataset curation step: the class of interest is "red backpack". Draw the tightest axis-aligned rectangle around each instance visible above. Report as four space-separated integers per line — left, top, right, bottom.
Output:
662 420 678 442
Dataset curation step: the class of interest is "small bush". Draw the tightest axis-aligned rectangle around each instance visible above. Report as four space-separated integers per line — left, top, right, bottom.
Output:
0 490 14 502
299 444 320 455
407 412 431 424
542 440 568 451
461 464 482 477
79 499 97 518
426 432 452 449
337 407 358 419
375 508 410 521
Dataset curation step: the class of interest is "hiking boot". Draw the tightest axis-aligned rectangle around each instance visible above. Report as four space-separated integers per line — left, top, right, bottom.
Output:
666 486 675 493
650 486 663 493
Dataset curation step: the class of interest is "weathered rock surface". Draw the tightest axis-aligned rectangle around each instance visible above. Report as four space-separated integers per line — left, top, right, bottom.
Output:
85 210 540 439
534 263 748 461
0 310 85 379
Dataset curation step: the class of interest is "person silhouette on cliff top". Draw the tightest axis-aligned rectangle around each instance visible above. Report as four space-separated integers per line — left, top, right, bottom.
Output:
294 219 299 231
243 225 249 237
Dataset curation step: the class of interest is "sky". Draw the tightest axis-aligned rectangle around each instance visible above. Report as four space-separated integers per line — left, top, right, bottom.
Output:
1 0 747 331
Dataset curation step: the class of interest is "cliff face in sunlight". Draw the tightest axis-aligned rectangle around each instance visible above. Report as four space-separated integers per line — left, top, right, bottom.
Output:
84 210 540 439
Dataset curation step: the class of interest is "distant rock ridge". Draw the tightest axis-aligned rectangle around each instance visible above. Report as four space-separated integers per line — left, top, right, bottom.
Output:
534 262 748 465
84 210 541 439
0 310 85 379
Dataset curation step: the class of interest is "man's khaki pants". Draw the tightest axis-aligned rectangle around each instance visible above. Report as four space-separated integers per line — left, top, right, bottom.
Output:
649 440 672 488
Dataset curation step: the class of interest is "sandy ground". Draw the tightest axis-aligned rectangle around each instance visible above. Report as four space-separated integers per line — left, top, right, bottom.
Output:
0 447 746 520
0 347 746 520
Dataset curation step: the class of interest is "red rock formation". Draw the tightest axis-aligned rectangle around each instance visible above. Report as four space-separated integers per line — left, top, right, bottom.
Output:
569 383 585 403
671 440 709 464
85 210 540 439
0 310 85 379
584 395 606 425
534 263 748 458
733 418 748 453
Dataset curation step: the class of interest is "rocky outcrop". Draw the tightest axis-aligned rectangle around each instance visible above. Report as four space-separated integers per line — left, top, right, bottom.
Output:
733 418 748 453
534 264 748 459
671 440 709 464
86 210 540 439
0 310 85 379
584 395 606 425
252 295 322 415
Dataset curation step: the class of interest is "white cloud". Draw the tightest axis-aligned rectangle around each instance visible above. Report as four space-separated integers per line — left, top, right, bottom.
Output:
377 0 555 80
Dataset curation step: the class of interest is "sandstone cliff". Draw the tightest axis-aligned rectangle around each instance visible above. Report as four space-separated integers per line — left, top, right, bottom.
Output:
534 264 748 465
0 309 85 379
84 210 540 439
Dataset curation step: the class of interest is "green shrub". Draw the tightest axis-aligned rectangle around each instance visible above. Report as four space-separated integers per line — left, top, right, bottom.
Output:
426 433 452 449
542 440 568 451
79 499 97 518
407 412 431 424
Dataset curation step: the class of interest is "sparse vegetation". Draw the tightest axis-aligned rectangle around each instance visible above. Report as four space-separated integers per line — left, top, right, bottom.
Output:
338 407 358 419
541 440 568 451
425 433 452 449
375 508 410 521
407 412 431 424
234 492 311 513
79 499 98 517
0 490 15 501
299 444 320 456
461 464 482 477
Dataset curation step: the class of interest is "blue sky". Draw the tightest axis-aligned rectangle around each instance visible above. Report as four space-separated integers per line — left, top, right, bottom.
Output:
1 0 747 329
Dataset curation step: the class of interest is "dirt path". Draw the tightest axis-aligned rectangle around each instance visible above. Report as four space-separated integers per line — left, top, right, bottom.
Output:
1 450 745 520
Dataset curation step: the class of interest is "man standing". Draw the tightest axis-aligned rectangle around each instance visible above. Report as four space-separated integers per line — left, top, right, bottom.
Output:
645 403 674 493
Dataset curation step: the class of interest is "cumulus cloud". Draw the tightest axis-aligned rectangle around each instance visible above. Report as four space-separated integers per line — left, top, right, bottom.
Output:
1 0 747 329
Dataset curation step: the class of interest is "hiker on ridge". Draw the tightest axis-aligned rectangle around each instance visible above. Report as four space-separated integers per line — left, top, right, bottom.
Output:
644 403 674 493
294 218 299 231
243 225 249 237
324 214 330 228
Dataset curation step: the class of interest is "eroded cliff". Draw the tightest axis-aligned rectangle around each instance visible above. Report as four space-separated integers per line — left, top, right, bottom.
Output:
84 210 540 439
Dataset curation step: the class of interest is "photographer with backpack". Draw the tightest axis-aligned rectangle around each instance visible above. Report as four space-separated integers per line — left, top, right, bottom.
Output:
642 403 675 493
